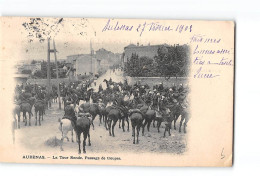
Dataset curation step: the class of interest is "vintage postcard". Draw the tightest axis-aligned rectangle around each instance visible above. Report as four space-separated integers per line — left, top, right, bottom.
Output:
0 17 234 166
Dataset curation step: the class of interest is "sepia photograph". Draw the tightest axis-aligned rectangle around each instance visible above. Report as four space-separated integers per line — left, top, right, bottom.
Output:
0 17 234 167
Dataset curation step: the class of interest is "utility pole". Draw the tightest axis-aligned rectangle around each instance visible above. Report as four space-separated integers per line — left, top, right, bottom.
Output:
47 38 51 95
53 39 61 109
90 40 93 74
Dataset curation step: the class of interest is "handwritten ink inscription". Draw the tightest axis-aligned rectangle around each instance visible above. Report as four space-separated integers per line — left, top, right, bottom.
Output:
191 34 233 79
102 19 192 36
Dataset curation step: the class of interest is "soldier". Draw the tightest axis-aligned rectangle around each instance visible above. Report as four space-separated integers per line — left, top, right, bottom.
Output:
158 82 164 92
139 85 146 95
63 101 77 127
171 83 177 92
98 84 103 93
178 84 184 93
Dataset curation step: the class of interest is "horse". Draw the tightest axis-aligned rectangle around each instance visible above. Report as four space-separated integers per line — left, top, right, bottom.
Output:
107 106 128 137
77 102 100 130
178 107 189 133
142 109 156 136
74 113 92 154
104 102 114 130
20 102 33 126
97 102 106 126
59 118 75 151
162 108 174 137
34 100 45 126
129 110 144 144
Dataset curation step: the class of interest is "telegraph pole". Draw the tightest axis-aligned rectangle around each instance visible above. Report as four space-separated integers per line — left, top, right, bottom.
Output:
47 38 51 95
53 39 61 109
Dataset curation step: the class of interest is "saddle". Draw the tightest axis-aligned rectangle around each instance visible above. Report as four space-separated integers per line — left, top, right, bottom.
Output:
129 109 143 117
78 112 93 121
107 104 125 117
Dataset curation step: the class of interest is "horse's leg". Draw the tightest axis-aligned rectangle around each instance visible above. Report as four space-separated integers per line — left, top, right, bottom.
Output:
112 119 117 137
22 110 25 122
179 116 184 133
60 128 64 151
99 115 102 126
142 119 148 136
102 114 105 123
157 120 162 133
77 132 81 154
71 129 74 142
24 111 27 126
83 132 87 154
126 118 129 132
122 118 125 132
118 119 121 128
132 125 136 144
104 115 107 130
147 120 151 132
88 128 91 146
91 115 95 130
137 125 140 144
168 124 171 136
29 111 31 126
40 110 43 126
42 108 44 121
152 119 155 127
163 125 167 138
108 120 112 136
184 116 189 133
35 110 37 126
18 113 20 129
174 115 179 130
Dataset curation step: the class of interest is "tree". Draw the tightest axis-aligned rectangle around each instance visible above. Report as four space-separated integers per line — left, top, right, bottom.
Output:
124 44 190 78
31 60 37 64
155 45 190 79
33 70 44 78
21 69 32 74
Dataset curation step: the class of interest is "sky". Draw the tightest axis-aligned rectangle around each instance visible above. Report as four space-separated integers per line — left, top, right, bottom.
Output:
12 17 190 63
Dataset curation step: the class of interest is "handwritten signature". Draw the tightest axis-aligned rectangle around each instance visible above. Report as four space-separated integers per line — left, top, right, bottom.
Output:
221 148 225 159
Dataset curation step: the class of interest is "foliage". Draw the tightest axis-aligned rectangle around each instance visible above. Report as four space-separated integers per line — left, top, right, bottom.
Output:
31 60 37 64
124 45 190 78
32 61 67 79
21 69 32 74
